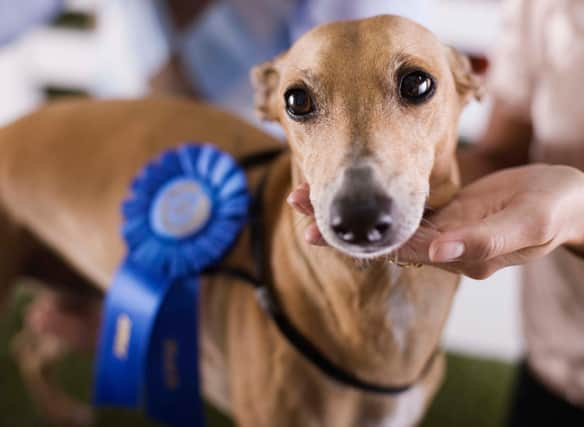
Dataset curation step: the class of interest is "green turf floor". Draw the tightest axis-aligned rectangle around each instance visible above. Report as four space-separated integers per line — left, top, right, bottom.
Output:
0 287 516 426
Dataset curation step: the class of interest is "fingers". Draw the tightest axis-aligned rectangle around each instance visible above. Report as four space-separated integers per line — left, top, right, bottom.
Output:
287 182 313 215
429 202 557 265
397 226 441 264
287 183 328 246
286 166 575 278
397 223 516 279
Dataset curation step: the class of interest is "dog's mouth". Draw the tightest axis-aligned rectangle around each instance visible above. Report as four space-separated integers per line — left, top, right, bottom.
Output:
328 234 415 259
335 241 401 257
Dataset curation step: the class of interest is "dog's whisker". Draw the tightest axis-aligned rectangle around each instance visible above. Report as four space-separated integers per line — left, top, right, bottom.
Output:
407 232 429 243
292 214 313 231
421 218 439 230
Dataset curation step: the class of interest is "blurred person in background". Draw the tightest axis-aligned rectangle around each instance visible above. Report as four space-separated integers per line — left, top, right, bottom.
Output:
95 0 433 125
458 1 584 424
0 0 433 124
288 0 584 425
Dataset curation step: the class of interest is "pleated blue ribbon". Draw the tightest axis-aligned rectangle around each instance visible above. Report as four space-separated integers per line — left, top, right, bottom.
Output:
94 143 250 426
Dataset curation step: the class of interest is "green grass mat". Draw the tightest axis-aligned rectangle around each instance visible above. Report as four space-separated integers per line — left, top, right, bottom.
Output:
0 288 516 426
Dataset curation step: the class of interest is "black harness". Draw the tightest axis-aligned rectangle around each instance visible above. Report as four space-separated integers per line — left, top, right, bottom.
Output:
206 148 437 395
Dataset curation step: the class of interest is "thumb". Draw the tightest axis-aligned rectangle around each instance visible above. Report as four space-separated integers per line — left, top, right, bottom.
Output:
429 204 544 263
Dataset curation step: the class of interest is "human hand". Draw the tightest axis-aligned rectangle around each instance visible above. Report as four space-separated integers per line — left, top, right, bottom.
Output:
287 165 584 279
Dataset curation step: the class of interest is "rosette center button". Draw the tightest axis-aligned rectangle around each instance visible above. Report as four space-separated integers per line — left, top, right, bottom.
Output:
150 178 212 239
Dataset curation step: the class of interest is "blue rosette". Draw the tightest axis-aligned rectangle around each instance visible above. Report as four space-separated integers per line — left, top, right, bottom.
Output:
122 143 250 278
94 143 250 427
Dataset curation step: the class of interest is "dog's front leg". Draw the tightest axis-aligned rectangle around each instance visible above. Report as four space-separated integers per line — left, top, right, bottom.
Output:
0 209 36 313
226 286 335 427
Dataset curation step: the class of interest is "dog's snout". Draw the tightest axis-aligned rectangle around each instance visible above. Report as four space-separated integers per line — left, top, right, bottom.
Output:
330 194 393 246
329 167 394 248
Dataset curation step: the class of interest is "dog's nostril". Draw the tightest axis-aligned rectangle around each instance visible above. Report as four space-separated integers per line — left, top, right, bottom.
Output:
339 230 356 242
331 217 356 243
368 217 392 243
331 215 343 228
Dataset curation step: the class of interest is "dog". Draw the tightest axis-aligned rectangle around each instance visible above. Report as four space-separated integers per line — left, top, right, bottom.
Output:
0 15 481 427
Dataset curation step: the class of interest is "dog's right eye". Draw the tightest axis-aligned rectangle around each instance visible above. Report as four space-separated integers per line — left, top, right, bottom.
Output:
285 88 314 119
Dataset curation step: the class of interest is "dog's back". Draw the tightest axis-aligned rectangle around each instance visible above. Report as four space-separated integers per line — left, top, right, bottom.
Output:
0 97 281 290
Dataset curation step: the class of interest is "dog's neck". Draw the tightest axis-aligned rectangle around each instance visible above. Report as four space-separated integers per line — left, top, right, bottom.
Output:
267 157 454 384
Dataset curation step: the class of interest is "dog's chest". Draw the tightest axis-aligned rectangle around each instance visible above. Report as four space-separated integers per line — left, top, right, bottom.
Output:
386 266 416 352
367 386 426 427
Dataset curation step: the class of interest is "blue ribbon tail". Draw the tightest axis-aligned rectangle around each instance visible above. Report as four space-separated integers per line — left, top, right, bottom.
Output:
94 260 204 426
146 277 204 426
94 261 164 407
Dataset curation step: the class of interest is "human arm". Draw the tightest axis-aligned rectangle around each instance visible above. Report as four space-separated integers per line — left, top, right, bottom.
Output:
400 164 584 278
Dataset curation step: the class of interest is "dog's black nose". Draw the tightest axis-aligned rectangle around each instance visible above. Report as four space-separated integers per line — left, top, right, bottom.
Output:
330 193 393 246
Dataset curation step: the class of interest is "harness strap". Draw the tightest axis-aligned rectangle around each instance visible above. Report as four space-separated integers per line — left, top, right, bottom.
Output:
237 148 285 170
208 148 439 395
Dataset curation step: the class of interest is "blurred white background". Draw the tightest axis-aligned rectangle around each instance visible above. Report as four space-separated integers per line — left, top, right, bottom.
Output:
0 0 522 361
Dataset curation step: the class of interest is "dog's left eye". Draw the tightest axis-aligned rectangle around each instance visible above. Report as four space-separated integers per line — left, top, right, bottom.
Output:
285 88 314 118
399 70 435 104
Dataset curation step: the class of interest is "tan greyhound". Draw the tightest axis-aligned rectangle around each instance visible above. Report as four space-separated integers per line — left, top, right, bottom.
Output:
0 15 481 427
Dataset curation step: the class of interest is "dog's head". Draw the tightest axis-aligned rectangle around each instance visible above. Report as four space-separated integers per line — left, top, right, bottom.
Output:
252 15 482 259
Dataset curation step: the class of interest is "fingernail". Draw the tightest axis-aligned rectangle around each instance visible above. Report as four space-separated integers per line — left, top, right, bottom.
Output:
431 241 465 262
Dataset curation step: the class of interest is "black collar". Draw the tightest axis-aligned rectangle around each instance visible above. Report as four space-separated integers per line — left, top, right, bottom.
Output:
206 148 437 395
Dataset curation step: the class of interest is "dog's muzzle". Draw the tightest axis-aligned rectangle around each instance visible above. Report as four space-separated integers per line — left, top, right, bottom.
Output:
329 166 395 251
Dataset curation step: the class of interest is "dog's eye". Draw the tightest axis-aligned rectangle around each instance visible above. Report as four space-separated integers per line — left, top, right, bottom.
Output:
399 71 435 104
285 88 314 118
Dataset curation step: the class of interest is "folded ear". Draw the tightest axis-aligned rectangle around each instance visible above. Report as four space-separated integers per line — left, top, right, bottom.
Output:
250 56 282 121
446 46 485 104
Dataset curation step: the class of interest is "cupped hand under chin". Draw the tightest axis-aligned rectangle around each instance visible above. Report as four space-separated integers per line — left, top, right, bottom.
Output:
287 164 584 279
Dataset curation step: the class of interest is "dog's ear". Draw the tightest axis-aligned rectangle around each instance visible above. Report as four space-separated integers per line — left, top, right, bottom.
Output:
250 57 282 121
446 46 485 104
